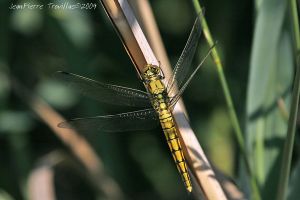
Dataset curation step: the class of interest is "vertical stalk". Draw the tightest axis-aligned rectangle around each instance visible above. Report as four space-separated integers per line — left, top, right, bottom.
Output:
276 0 300 199
191 0 261 199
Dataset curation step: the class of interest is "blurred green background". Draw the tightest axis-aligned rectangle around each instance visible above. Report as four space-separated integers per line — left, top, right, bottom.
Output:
1 0 297 199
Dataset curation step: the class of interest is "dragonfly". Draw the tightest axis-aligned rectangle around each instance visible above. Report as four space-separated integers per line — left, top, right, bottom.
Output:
56 18 214 193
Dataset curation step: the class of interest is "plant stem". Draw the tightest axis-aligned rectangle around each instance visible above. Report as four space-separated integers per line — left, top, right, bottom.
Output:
191 0 261 199
290 0 300 51
276 0 300 199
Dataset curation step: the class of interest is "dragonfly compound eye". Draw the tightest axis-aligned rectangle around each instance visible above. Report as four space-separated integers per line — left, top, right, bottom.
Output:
143 64 161 80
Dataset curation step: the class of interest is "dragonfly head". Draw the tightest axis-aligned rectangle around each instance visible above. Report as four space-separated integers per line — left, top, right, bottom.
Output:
142 64 161 81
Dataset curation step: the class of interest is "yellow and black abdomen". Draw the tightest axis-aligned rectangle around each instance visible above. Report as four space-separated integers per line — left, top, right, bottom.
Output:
142 65 192 192
159 108 192 192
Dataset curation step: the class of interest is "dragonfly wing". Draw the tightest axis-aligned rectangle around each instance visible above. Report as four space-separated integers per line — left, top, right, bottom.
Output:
169 44 215 108
166 17 202 94
58 109 159 133
55 71 151 107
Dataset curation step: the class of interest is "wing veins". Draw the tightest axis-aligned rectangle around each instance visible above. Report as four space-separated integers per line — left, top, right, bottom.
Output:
167 17 202 95
58 108 158 133
55 71 151 107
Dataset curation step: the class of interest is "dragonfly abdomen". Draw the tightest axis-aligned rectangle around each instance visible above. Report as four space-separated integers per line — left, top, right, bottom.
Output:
142 64 192 192
159 109 192 192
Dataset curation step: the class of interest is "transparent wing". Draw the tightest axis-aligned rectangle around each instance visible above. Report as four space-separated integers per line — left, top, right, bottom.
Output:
167 17 202 94
169 44 215 108
55 71 151 107
58 109 159 133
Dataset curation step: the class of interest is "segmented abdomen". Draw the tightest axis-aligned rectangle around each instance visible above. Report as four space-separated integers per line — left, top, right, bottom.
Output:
159 109 192 192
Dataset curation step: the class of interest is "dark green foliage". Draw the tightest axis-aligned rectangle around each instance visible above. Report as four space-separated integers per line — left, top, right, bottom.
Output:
0 0 298 199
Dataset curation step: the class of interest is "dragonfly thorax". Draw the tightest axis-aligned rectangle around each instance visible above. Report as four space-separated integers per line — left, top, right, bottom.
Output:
142 64 166 95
